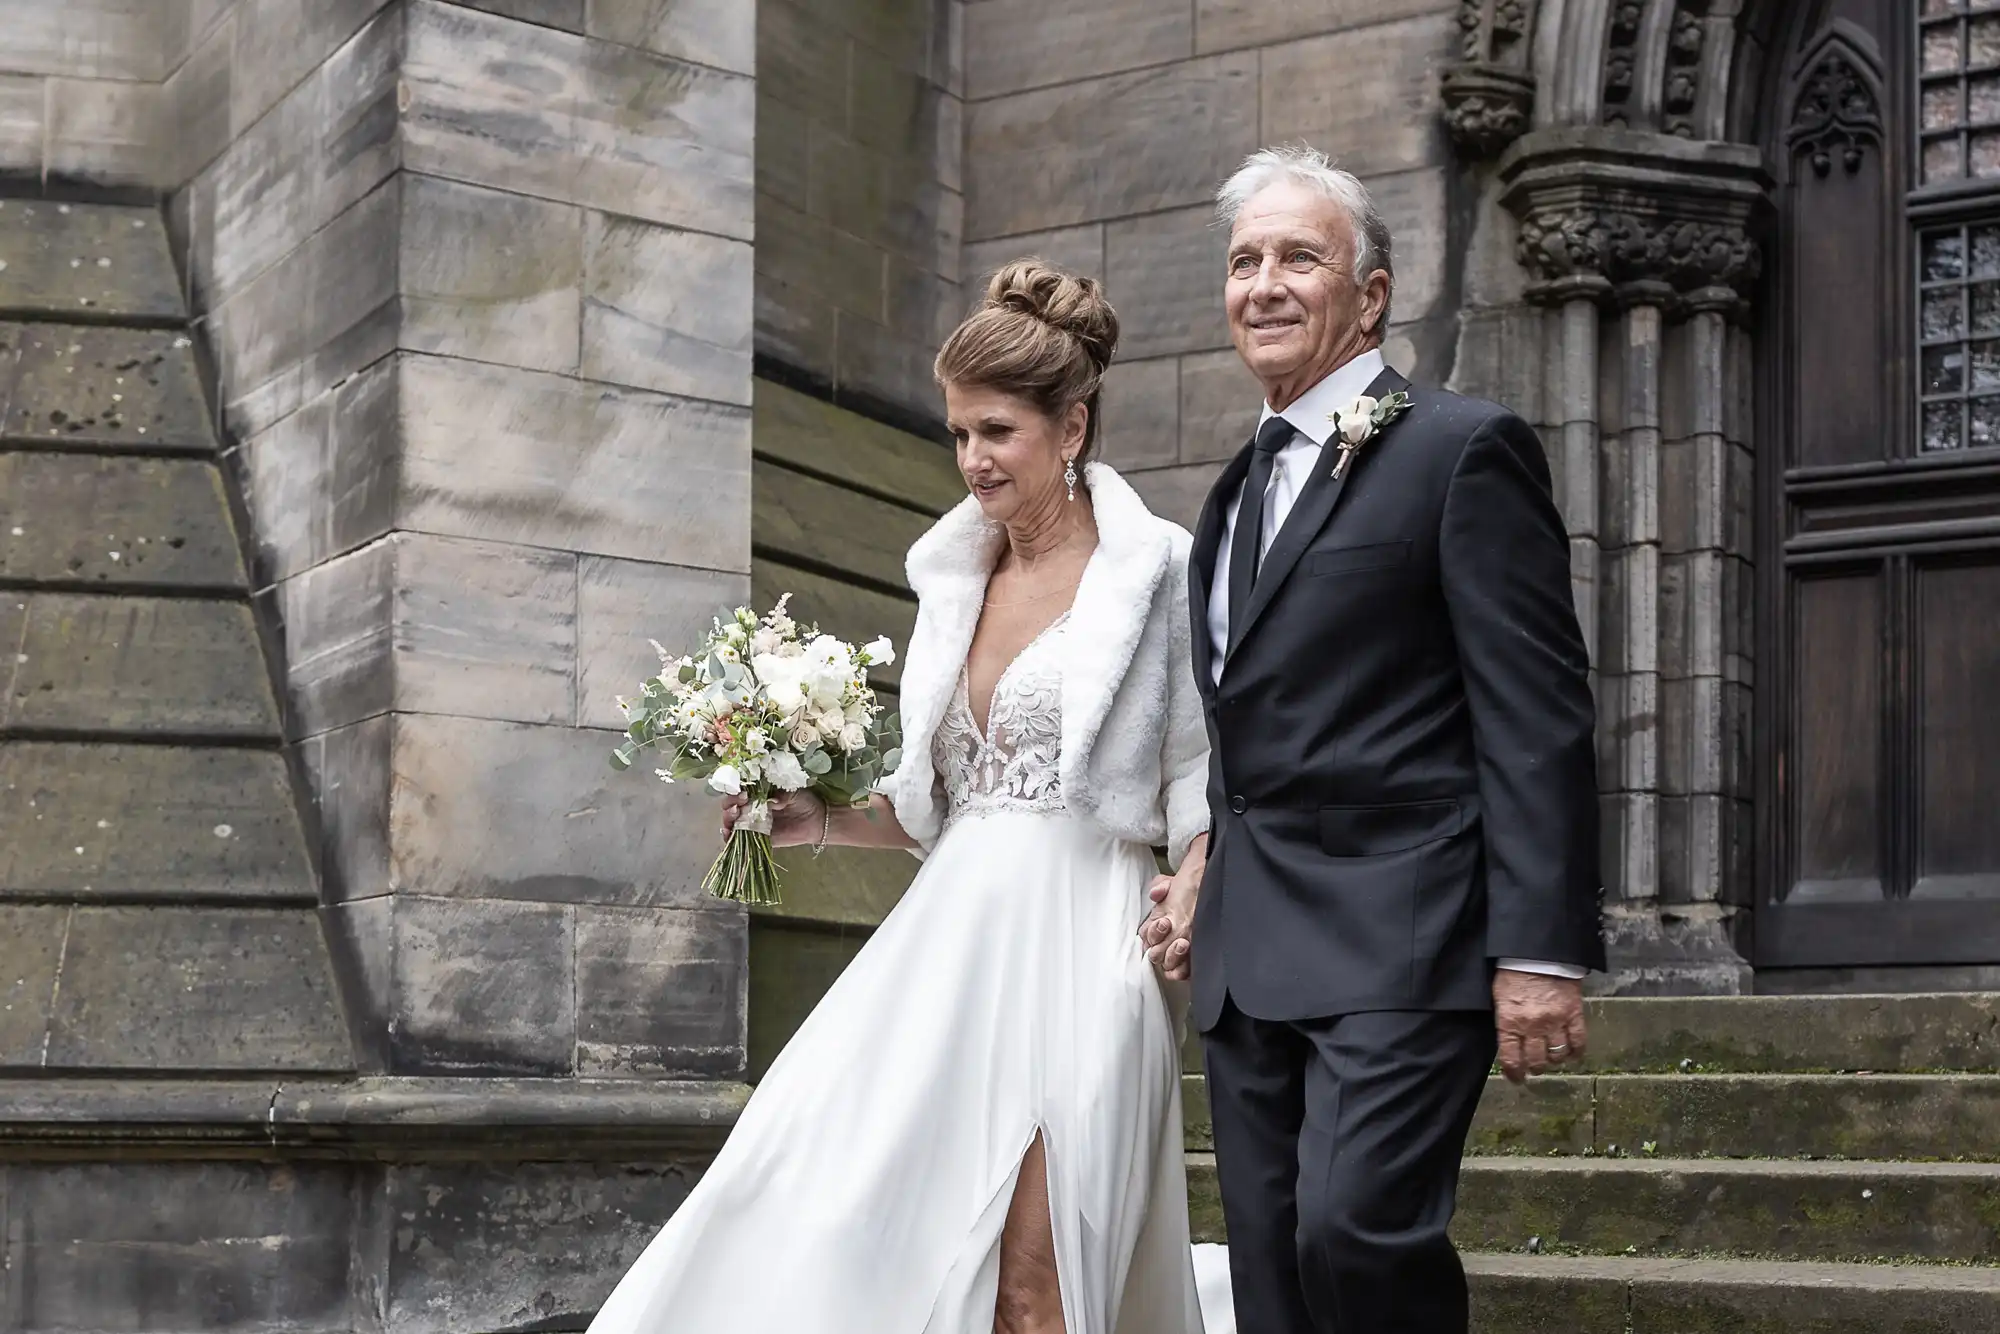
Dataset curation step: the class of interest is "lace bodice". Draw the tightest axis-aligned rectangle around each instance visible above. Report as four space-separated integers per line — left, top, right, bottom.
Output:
933 614 1069 824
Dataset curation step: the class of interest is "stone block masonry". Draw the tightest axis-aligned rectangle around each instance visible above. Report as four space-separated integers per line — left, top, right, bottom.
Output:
0 5 764 1331
756 0 965 433
96 0 767 1083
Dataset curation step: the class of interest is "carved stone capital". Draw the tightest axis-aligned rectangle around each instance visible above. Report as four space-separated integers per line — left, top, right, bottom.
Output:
1498 128 1771 312
1441 63 1536 158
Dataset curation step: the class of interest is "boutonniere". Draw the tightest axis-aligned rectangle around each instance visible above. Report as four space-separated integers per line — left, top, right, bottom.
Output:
1327 390 1412 481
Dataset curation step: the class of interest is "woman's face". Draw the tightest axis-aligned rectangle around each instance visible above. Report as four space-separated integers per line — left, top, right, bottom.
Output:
944 382 1088 525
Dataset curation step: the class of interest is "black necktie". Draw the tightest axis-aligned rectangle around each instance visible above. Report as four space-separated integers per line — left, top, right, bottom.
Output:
1226 415 1295 646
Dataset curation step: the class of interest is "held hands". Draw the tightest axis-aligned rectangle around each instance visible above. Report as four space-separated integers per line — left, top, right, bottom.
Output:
720 791 826 847
1138 849 1205 982
1492 969 1587 1083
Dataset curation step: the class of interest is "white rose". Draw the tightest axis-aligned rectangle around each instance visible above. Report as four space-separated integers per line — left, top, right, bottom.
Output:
1336 408 1373 446
708 764 743 796
804 664 848 711
838 721 868 751
803 634 853 675
754 653 812 711
860 636 895 667
789 722 820 750
763 751 808 792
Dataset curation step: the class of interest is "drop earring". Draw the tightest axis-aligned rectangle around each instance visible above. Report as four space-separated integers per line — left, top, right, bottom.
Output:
1063 456 1078 502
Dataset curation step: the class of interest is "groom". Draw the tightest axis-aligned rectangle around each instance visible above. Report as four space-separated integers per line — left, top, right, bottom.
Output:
1151 146 1604 1332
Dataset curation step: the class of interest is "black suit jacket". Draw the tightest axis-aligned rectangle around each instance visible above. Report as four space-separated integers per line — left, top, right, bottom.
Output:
1189 369 1605 1030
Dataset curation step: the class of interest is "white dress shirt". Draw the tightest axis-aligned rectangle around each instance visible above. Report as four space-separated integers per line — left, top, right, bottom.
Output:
1207 351 1586 983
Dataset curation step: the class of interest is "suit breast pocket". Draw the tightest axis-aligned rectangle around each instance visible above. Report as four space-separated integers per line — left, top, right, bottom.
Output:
1300 539 1413 578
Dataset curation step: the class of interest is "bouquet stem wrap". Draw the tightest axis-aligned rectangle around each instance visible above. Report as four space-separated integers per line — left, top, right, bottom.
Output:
704 795 781 905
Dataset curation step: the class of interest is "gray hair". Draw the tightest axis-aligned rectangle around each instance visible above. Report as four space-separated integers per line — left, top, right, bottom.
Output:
1215 145 1395 332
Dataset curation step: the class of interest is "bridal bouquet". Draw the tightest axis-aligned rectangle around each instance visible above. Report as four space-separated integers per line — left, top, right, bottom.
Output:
610 597 901 906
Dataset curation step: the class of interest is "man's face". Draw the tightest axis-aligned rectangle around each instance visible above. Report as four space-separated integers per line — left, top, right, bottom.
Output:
1224 181 1388 401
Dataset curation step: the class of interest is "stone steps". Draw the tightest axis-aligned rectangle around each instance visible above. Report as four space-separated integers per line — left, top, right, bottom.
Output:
0 194 351 1076
0 199 181 323
0 452 246 592
1190 1153 2000 1263
0 322 212 450
1189 1071 2000 1161
1186 994 2000 1329
1456 1156 2000 1263
1465 1252 2000 1333
1566 992 2000 1072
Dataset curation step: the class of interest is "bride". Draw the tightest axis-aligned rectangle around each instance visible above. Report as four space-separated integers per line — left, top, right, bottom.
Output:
586 261 1230 1333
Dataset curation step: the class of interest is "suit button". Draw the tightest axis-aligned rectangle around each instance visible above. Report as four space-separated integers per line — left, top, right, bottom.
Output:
1229 796 1247 814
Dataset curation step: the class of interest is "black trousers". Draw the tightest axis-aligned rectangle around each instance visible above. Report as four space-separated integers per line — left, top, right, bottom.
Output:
1202 1000 1497 1334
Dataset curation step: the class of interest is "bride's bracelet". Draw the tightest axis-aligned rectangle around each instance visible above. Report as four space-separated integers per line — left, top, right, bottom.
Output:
812 803 831 857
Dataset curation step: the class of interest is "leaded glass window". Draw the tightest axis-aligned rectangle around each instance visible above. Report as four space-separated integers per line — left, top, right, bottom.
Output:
1919 0 2000 185
1918 223 2000 450
1917 2 2000 450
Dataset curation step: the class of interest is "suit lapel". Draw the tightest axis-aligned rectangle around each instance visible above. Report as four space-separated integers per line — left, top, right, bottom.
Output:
1189 439 1254 697
1226 368 1410 663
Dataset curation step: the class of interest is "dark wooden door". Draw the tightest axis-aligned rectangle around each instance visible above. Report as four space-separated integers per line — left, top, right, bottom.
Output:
1760 0 2000 967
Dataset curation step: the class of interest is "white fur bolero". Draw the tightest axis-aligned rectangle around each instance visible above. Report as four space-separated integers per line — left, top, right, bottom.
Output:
884 462 1211 867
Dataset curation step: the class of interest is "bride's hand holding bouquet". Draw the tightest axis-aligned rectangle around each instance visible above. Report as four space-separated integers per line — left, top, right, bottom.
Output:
720 789 826 846
611 595 901 905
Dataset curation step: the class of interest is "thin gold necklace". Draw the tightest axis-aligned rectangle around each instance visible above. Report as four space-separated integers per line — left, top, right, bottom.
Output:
989 532 1089 609
984 581 1078 609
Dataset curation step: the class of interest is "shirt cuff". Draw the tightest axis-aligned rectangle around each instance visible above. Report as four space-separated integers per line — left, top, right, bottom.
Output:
1497 958 1589 980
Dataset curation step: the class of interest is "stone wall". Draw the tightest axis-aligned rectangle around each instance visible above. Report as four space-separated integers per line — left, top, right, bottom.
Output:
0 0 186 187
2 6 776 1331
755 0 964 432
157 0 762 1077
961 0 1462 528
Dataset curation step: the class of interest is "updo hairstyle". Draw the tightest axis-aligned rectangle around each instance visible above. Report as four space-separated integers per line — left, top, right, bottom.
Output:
933 259 1121 460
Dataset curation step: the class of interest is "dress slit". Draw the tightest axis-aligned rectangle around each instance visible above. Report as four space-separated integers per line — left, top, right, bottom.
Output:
922 1119 1077 1333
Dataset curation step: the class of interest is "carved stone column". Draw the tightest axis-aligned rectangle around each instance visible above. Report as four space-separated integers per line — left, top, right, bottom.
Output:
1498 127 1767 993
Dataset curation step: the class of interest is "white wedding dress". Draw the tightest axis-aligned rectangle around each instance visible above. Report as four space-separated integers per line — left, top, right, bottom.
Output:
588 614 1236 1332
